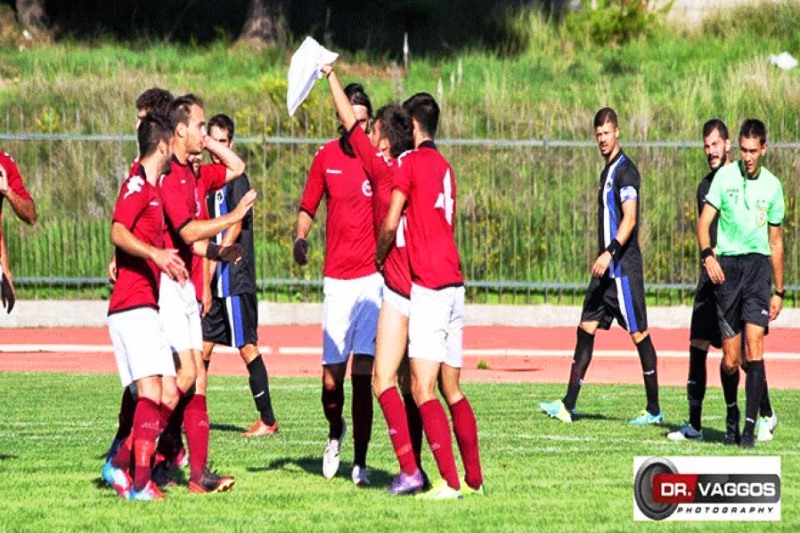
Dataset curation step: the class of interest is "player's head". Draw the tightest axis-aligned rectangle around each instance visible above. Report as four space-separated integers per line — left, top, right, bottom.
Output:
371 104 413 158
593 107 619 159
338 83 372 156
403 92 439 141
137 112 174 175
169 94 206 158
207 113 235 164
702 118 731 171
135 87 174 131
738 118 768 178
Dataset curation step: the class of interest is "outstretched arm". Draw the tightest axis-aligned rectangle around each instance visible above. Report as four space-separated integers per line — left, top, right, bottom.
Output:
376 190 406 270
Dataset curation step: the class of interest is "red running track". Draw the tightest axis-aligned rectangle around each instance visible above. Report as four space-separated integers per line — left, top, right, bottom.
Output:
0 326 797 388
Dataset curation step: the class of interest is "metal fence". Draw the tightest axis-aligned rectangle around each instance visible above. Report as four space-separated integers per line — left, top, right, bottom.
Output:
3 133 799 306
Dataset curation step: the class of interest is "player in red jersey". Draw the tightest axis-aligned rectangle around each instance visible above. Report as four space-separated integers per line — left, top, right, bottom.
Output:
294 82 380 486
102 113 188 500
0 145 37 313
154 94 257 494
376 93 484 500
106 87 175 463
320 65 428 494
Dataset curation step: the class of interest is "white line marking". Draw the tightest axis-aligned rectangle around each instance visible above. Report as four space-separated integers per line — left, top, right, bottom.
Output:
0 344 270 355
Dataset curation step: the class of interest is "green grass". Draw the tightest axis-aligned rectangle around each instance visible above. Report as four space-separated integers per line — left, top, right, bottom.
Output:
0 372 797 531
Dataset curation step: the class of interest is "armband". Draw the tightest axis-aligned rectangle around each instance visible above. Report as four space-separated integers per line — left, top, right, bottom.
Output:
605 239 622 257
775 289 786 299
700 247 714 261
205 242 222 261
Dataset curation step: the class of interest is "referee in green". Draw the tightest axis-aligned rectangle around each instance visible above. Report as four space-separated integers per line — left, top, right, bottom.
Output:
698 118 785 449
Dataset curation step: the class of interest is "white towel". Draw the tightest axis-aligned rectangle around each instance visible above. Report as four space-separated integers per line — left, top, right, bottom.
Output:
769 52 797 71
287 37 338 116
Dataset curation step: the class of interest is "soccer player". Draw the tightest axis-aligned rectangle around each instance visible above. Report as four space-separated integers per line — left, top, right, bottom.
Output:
294 82 380 486
697 118 785 449
201 113 278 437
105 87 175 462
540 107 663 426
320 65 427 494
376 92 484 500
0 146 37 313
668 119 777 442
102 113 188 501
155 94 257 492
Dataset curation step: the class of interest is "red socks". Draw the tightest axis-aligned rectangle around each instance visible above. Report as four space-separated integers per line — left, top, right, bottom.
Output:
419 399 460 490
131 397 161 491
378 388 417 475
183 393 209 482
449 397 483 490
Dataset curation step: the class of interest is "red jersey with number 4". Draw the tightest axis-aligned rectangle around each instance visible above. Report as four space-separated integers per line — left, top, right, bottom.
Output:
108 166 165 314
346 126 411 297
159 158 226 280
393 142 463 289
0 151 33 222
299 138 375 280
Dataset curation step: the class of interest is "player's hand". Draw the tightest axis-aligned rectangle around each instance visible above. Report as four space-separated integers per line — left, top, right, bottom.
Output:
0 164 8 195
703 255 725 284
153 248 188 283
293 238 308 266
1 273 15 314
107 257 117 284
219 244 243 264
769 295 783 321
590 251 612 278
233 189 257 220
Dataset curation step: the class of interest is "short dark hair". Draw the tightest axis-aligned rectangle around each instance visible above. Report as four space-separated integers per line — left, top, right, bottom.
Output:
136 87 174 115
137 113 173 159
208 113 235 139
593 107 618 128
375 104 413 158
168 93 204 129
702 118 729 140
402 92 440 139
344 83 373 118
739 118 767 145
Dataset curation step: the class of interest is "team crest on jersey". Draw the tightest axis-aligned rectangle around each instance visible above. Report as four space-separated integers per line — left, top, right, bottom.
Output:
124 176 145 199
216 190 224 203
362 179 373 197
756 201 768 227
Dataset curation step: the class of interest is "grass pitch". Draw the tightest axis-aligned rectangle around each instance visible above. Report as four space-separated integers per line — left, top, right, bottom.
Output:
0 372 797 531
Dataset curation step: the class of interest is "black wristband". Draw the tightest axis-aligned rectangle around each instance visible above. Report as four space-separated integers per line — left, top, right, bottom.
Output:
701 247 714 261
775 289 786 299
205 242 222 261
605 239 622 257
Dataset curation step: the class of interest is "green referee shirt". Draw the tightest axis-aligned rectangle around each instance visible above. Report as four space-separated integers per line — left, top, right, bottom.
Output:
705 161 784 256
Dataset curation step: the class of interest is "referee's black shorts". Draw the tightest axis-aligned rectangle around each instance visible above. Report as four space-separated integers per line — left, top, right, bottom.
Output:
689 267 722 348
202 292 259 348
580 270 648 333
715 254 771 339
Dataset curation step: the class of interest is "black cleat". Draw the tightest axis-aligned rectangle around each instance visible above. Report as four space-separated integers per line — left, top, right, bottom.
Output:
740 432 756 449
724 407 741 446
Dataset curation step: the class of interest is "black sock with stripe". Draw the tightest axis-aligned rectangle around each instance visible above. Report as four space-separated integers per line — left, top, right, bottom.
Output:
687 346 707 431
635 335 660 415
562 327 594 411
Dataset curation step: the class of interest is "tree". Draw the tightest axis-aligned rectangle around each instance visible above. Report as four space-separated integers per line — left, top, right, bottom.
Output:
239 0 290 46
16 0 50 36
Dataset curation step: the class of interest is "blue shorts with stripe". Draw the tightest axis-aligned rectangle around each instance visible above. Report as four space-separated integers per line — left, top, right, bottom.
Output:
202 293 258 348
580 270 648 333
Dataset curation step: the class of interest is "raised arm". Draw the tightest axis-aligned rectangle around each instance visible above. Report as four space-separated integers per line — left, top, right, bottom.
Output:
204 136 245 182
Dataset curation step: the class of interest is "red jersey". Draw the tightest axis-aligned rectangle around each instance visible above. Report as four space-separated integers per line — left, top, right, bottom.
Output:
0 151 33 222
346 127 411 297
108 166 165 314
159 158 226 301
190 164 225 301
299 138 376 279
393 142 463 289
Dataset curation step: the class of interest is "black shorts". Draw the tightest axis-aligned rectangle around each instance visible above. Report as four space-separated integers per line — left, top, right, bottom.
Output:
715 254 771 338
580 271 648 333
689 268 722 348
202 293 258 348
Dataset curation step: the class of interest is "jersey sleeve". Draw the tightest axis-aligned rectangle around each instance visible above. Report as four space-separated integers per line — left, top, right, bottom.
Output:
1 153 32 202
299 148 326 218
199 163 227 193
768 180 785 226
392 151 413 196
617 164 640 204
160 174 193 232
112 176 148 229
229 174 253 229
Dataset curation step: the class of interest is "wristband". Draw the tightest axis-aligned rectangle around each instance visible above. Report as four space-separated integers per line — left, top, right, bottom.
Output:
775 289 786 299
605 239 622 257
700 247 714 261
325 69 333 79
205 242 222 261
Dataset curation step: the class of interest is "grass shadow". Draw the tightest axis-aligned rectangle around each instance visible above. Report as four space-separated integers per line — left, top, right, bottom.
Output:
210 423 247 433
0 454 17 461
250 456 395 487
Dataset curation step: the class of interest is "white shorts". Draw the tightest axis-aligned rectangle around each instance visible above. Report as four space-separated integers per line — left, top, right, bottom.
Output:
408 283 465 368
383 285 410 317
322 273 383 365
158 274 203 353
108 307 175 388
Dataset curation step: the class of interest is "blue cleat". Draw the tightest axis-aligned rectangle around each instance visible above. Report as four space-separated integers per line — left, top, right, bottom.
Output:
539 400 574 423
101 459 132 499
628 410 664 426
129 480 165 501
